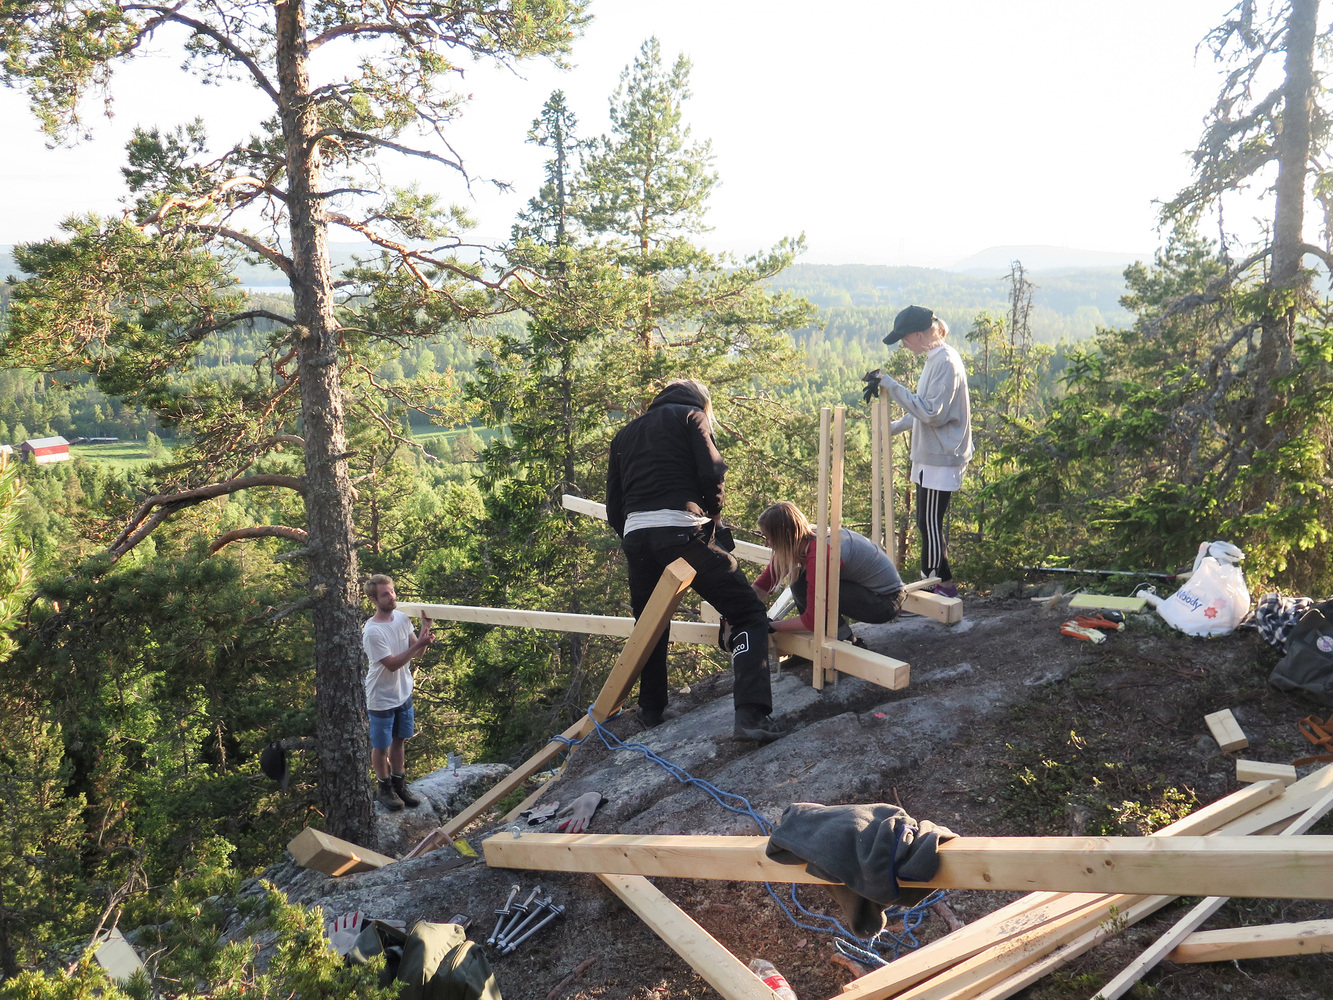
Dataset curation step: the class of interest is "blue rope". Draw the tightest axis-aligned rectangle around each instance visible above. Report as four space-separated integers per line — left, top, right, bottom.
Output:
552 705 948 963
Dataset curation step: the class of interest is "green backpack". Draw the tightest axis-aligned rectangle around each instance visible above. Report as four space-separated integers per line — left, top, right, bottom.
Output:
347 919 502 1000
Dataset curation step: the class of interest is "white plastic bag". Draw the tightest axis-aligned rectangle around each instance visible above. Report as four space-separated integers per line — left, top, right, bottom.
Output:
1155 541 1250 637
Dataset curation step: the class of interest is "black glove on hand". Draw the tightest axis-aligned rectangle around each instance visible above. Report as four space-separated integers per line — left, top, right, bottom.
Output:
861 369 883 405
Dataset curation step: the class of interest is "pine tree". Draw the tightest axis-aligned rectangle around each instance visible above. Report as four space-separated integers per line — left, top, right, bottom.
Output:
1 0 588 846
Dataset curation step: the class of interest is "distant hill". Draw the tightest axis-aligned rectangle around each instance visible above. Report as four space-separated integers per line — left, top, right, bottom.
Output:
768 262 1133 344
948 245 1149 273
3 244 1136 343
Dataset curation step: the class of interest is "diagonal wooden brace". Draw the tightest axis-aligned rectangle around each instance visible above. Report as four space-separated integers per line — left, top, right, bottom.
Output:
411 559 697 852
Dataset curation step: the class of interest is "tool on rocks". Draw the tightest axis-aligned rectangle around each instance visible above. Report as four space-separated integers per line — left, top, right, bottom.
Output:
492 887 541 950
486 885 521 948
500 901 566 955
1060 620 1107 643
1073 613 1125 632
496 894 552 952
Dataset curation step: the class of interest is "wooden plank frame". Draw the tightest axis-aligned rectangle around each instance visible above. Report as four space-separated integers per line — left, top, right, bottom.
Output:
403 559 697 857
1168 917 1333 963
559 493 960 625
824 406 847 685
482 831 1333 900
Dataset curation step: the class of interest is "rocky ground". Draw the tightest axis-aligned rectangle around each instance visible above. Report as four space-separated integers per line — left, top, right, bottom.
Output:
260 591 1333 1000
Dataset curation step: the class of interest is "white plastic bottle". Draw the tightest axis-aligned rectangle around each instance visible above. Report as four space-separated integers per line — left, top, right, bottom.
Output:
749 958 797 1000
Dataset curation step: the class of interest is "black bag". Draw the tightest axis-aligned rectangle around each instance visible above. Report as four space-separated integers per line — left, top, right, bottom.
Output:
348 919 502 1000
1268 600 1333 706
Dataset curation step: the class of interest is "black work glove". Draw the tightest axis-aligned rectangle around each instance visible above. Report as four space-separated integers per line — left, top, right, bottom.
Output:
861 369 884 405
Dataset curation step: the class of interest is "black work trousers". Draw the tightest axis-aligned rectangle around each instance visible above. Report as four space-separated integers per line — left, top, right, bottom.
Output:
792 574 903 625
621 524 773 717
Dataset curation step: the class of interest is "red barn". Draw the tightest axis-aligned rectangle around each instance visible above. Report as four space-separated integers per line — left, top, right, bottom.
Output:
20 436 71 464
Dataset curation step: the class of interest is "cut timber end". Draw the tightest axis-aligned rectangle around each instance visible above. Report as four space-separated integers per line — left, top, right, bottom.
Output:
902 589 963 624
1205 709 1249 751
1168 917 1333 963
288 827 395 875
1236 759 1298 785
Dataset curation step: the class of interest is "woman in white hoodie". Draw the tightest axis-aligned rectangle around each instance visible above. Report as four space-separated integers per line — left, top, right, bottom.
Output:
863 305 973 598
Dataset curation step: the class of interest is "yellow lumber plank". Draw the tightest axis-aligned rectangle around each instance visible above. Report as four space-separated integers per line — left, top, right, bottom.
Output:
1066 594 1148 612
598 874 774 1000
1168 917 1333 963
814 407 831 689
1205 708 1249 751
287 827 395 875
483 832 1333 899
825 405 846 685
1236 760 1298 785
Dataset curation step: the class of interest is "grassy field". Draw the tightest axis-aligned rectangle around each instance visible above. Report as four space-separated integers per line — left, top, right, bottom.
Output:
68 441 172 471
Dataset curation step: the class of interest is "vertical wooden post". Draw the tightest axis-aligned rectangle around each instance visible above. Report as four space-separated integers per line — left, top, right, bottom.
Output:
813 407 831 690
824 406 846 685
880 387 895 562
870 397 883 549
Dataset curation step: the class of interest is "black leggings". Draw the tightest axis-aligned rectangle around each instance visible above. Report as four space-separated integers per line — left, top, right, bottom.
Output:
916 485 953 583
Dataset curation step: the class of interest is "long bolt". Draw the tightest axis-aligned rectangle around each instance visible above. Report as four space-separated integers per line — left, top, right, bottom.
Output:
502 902 566 955
496 895 552 950
492 887 540 949
486 885 521 947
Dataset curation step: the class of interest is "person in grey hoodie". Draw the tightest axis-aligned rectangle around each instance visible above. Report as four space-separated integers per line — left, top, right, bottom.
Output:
862 306 973 598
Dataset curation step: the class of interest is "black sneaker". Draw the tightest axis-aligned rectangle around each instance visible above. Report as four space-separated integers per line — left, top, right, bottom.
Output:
836 621 855 642
377 778 405 812
637 708 665 729
733 711 788 742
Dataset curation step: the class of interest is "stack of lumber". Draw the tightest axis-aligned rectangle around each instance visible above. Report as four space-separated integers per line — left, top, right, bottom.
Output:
835 764 1333 1000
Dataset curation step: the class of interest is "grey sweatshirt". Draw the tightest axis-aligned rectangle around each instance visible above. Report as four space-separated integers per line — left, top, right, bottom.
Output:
885 344 973 468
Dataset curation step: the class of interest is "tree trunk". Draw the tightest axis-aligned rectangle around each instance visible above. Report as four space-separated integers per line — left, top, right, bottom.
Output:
1258 0 1318 386
275 0 373 847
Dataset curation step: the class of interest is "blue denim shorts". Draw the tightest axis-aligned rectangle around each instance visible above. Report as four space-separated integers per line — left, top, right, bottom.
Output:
368 698 415 749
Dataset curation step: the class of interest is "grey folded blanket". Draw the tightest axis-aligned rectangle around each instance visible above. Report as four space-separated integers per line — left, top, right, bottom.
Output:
765 802 957 936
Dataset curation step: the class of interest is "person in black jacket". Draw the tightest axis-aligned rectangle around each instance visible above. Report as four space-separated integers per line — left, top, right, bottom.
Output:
606 379 786 741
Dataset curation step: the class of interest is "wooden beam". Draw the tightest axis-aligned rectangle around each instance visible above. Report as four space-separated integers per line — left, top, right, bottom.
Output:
871 396 884 549
1205 708 1249 751
1093 781 1333 999
825 641 910 690
814 407 832 689
288 827 395 875
598 874 774 1000
825 405 846 685
839 780 1290 1000
483 831 1333 899
1237 759 1298 785
901 589 963 624
396 601 717 646
880 387 894 557
421 560 697 845
1168 918 1333 963
561 494 769 565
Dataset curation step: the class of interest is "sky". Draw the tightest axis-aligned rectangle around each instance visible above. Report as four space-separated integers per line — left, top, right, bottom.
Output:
0 0 1253 268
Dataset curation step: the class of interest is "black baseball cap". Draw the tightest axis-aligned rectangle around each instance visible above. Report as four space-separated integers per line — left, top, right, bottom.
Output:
883 305 935 345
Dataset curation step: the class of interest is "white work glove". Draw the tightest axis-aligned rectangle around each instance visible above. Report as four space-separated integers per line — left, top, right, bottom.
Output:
555 792 606 833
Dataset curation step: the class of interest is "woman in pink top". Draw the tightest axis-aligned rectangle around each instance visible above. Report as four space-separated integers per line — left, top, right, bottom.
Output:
752 501 903 637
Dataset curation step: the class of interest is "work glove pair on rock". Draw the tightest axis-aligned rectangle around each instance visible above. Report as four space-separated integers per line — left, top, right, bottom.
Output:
518 791 606 833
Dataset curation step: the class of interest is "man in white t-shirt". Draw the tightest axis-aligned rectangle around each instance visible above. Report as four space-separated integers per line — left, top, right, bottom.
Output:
362 574 432 811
